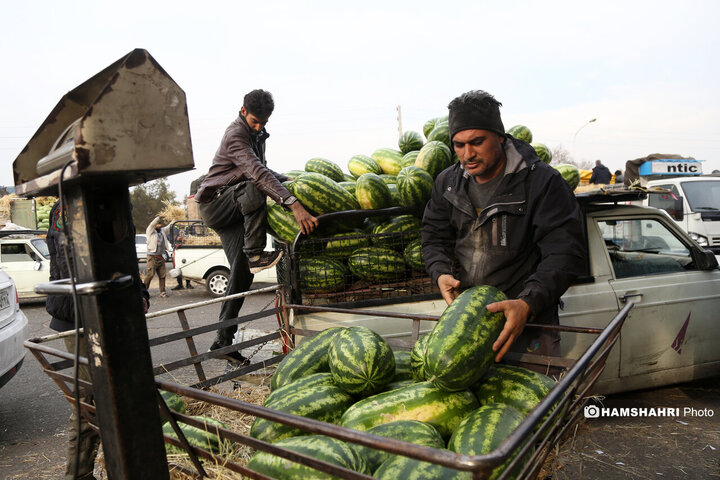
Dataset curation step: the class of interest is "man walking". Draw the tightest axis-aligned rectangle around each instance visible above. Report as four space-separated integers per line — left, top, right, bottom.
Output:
144 216 170 297
590 160 612 184
195 89 317 363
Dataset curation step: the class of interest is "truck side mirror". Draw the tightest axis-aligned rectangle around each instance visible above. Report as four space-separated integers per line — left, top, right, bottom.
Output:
695 249 719 270
33 260 42 271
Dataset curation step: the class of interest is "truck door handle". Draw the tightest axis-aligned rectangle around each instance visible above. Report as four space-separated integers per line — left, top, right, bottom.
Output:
619 292 643 303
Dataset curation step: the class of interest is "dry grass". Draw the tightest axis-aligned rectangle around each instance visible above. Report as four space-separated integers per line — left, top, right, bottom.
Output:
161 200 188 223
0 193 18 219
181 232 222 246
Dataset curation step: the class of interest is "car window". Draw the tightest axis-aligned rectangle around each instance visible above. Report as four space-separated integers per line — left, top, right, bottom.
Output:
1 243 37 262
598 218 693 279
136 235 147 244
31 239 50 259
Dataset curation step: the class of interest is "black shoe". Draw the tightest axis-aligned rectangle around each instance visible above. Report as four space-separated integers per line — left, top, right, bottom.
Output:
248 250 284 274
171 284 184 291
185 283 194 289
209 341 250 366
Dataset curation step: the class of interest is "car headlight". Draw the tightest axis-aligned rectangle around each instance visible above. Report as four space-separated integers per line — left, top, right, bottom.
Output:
689 232 708 246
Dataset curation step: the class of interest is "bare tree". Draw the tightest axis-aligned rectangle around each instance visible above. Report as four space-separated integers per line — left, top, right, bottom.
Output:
551 145 593 170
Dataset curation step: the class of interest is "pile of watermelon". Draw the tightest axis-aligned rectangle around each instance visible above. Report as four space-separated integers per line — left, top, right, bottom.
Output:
35 197 57 230
247 286 558 478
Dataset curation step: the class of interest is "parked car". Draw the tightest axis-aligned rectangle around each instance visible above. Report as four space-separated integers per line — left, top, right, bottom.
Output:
0 232 50 301
0 270 29 389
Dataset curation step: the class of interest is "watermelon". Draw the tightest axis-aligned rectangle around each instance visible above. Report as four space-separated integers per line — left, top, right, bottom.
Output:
410 333 430 381
531 142 552 164
324 232 370 258
427 121 450 148
355 173 393 210
349 247 406 281
267 201 301 243
371 148 403 176
554 163 580 191
293 172 360 215
305 158 345 183
160 391 186 424
353 420 445 474
393 350 413 381
387 184 402 207
422 117 439 139
447 403 526 479
399 131 425 154
299 257 348 293
396 165 433 208
401 150 420 168
403 238 425 272
163 416 232 455
383 379 417 391
250 384 355 443
472 364 555 415
506 125 533 143
338 181 357 197
424 285 507 392
270 327 344 391
415 141 453 178
372 215 422 249
328 326 395 396
374 454 471 480
343 173 356 182
339 381 479 439
264 372 336 406
379 174 397 185
348 154 382 178
247 435 369 479
284 169 306 179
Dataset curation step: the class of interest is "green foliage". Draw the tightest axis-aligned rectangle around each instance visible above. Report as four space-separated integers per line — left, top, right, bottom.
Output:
130 178 178 230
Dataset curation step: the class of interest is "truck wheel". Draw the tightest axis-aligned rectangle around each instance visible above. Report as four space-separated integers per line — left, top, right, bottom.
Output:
206 269 230 297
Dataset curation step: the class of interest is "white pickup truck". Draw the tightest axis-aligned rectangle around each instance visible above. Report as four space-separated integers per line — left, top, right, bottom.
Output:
288 190 720 394
169 221 277 297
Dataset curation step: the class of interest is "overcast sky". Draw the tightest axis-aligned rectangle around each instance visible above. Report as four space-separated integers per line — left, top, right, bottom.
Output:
2 0 719 197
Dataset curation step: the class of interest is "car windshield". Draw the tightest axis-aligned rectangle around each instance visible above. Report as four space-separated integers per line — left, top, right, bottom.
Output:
680 180 720 211
31 238 50 259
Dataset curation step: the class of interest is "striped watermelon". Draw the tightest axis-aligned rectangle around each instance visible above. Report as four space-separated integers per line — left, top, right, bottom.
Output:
348 247 406 281
447 403 526 479
264 372 336 406
379 174 397 184
415 141 453 178
371 148 403 176
284 169 306 179
506 125 533 143
472 364 555 415
338 181 357 197
554 163 580 191
250 383 354 443
403 238 425 272
293 172 360 215
401 150 420 168
267 201 301 243
353 420 445 474
387 184 402 207
531 142 552 164
393 350 413 381
427 121 450 148
343 173 356 182
372 215 422 249
324 232 370 258
424 285 507 392
422 116 447 139
410 334 430 381
299 257 348 293
163 416 232 455
305 158 345 183
348 154 382 178
399 131 425 154
383 379 417 391
328 326 395 396
355 173 393 210
247 435 370 479
270 327 344 391
396 165 433 208
160 391 186 424
374 454 471 480
339 381 479 439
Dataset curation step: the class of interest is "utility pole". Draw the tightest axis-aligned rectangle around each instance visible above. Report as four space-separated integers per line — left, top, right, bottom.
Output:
397 105 403 139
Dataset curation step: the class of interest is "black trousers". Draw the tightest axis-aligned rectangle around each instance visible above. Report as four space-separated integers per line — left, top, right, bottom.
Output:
198 182 266 344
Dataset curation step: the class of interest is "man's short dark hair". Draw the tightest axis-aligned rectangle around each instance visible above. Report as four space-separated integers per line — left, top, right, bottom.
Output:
243 89 274 118
447 90 505 139
448 90 503 113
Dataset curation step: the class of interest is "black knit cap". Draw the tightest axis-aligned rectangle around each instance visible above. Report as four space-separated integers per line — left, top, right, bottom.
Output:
448 90 505 140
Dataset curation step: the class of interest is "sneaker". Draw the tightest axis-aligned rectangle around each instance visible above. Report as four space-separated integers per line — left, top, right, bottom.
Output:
186 283 194 289
248 250 284 274
160 292 167 298
209 341 250 366
171 284 184 291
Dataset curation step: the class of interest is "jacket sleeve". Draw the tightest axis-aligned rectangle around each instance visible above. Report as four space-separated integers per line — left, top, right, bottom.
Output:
224 130 291 203
421 174 458 285
516 169 586 319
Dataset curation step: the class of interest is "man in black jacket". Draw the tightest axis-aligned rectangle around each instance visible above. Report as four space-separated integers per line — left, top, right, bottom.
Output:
590 160 612 184
195 89 317 363
422 90 586 361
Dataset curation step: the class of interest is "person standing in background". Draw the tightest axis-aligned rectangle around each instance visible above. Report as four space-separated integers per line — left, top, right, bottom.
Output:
144 216 170 297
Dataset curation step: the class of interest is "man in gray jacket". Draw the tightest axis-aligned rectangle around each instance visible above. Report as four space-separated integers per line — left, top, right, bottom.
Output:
195 89 317 363
144 216 170 297
422 90 586 362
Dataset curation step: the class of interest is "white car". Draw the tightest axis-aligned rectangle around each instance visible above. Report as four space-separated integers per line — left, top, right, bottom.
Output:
0 233 50 301
136 234 171 263
0 270 29 389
